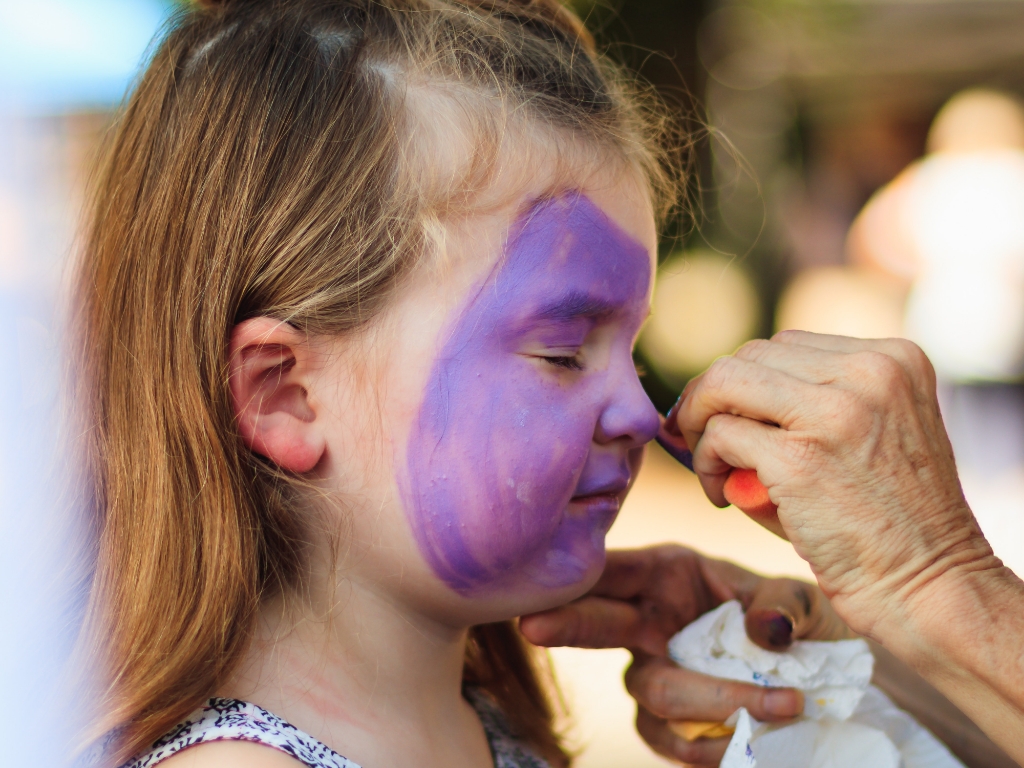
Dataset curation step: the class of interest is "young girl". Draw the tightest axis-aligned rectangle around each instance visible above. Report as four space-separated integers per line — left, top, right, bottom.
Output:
74 1 676 766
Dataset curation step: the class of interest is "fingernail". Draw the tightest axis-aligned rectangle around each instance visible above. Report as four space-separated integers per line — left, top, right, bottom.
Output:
745 608 794 650
763 688 803 719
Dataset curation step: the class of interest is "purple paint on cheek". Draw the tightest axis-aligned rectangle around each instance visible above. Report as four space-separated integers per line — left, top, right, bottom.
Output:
401 192 660 595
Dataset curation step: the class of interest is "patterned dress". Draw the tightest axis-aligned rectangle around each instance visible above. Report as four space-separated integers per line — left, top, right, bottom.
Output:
122 690 551 768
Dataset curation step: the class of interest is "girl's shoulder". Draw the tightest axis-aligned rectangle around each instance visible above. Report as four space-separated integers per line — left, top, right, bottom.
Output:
121 698 359 768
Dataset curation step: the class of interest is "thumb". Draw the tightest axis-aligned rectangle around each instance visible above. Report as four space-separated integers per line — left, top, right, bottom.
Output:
744 577 854 650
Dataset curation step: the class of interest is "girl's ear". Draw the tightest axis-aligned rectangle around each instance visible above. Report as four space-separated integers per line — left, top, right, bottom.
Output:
229 317 327 473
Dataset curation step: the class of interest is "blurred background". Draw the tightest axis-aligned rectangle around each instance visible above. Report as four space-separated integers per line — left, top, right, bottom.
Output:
3 0 1024 765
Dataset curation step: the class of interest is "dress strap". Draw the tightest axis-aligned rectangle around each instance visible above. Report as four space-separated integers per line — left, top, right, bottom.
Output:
464 689 551 768
121 698 360 768
124 692 552 768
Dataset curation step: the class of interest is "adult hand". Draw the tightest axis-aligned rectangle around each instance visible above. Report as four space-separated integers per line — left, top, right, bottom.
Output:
520 545 850 766
674 331 1024 763
674 331 998 640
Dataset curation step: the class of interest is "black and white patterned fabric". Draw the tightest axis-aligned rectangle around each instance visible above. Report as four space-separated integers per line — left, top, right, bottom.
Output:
464 689 550 768
122 690 551 768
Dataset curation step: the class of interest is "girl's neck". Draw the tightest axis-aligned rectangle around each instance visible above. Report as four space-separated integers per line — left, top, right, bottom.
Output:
220 576 492 768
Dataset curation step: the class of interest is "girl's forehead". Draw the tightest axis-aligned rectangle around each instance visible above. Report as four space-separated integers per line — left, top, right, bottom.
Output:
493 199 654 331
407 97 656 249
502 193 652 295
429 190 655 332
410 168 657 319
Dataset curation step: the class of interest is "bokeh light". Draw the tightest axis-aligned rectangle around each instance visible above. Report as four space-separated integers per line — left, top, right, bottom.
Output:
927 88 1024 154
0 0 168 111
641 251 760 385
775 266 906 339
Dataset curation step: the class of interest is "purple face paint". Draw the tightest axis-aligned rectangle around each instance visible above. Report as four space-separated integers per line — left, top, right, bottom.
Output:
402 192 660 595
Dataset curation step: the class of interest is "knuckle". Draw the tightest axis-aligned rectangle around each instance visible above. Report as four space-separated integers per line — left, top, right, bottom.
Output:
736 338 772 362
703 413 724 440
702 356 735 392
784 433 823 473
855 350 909 392
704 412 737 441
771 328 803 344
895 338 927 369
826 390 868 438
898 339 937 388
628 668 676 716
646 676 676 716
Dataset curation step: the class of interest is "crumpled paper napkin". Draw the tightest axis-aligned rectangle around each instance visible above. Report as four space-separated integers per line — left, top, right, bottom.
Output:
667 601 965 768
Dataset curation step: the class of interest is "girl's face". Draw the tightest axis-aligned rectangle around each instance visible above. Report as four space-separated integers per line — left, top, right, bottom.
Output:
320 174 659 621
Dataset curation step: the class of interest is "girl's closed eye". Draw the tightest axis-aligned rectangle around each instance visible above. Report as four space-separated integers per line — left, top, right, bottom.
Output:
516 321 592 373
520 340 586 371
543 353 584 371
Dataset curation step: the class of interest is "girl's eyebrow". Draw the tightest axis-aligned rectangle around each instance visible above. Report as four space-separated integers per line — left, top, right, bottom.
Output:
533 291 617 321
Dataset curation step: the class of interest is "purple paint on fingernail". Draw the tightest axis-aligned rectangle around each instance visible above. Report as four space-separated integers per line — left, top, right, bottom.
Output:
746 608 794 650
401 192 660 595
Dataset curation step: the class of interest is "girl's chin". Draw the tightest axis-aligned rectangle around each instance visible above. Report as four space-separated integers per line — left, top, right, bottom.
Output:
515 549 607 607
449 553 606 622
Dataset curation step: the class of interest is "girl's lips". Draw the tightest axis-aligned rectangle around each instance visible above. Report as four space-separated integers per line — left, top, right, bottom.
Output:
569 490 623 503
571 474 630 500
566 492 622 521
568 483 628 519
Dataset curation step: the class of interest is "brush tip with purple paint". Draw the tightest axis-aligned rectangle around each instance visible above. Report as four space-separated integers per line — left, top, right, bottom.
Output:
656 407 778 519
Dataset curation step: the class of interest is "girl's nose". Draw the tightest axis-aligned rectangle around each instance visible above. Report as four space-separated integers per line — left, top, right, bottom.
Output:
595 362 660 447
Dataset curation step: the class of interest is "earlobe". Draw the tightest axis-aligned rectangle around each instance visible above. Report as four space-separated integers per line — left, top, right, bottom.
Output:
229 317 327 473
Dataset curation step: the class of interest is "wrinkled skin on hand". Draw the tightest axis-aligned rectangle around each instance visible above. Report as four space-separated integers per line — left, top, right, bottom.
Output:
520 545 851 766
674 331 1000 641
523 333 1017 767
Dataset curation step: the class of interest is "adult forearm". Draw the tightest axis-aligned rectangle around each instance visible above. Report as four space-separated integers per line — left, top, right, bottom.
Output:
876 565 1024 764
871 641 1017 768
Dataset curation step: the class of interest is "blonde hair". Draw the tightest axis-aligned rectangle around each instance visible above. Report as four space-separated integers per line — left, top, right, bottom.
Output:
72 0 678 764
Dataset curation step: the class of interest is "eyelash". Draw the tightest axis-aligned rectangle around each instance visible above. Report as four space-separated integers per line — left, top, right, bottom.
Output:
544 355 584 371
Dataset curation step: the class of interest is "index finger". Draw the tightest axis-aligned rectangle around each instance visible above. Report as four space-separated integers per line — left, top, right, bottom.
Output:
585 545 705 601
626 654 804 723
521 547 739 653
677 356 820 450
519 596 664 653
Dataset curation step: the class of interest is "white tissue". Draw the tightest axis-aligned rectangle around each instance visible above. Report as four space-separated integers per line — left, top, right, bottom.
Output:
667 601 965 768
